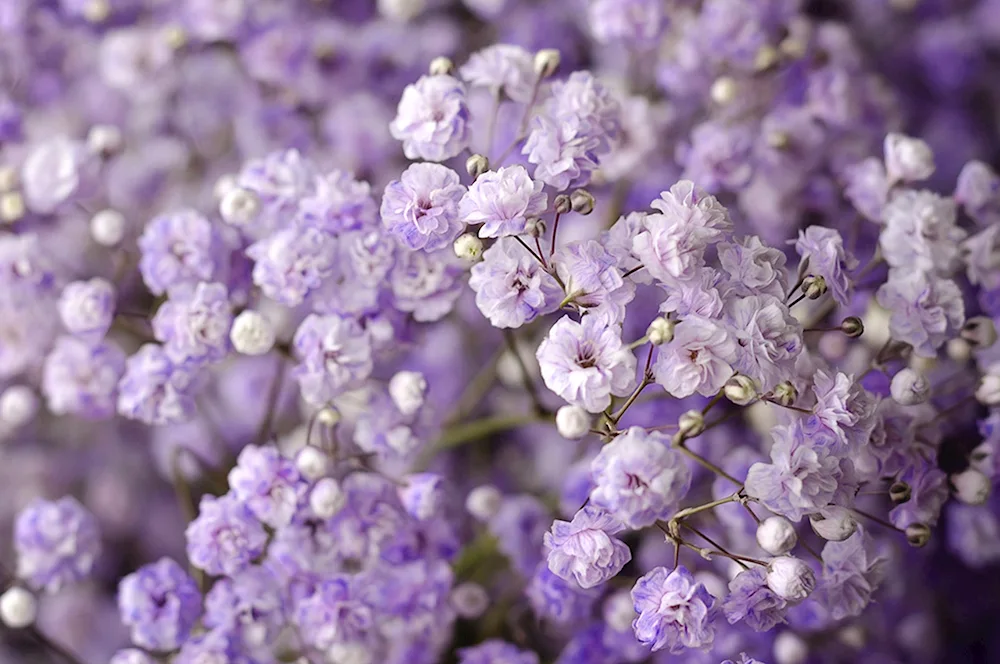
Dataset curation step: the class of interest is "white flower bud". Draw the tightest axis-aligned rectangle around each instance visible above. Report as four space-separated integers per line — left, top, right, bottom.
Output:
556 405 591 440
766 556 816 602
754 44 780 71
295 446 331 481
213 174 238 201
710 76 737 105
466 154 489 180
0 167 17 193
525 217 546 238
230 310 275 356
309 477 347 519
570 189 595 215
0 587 36 629
905 523 931 548
809 507 857 541
951 468 991 505
450 582 489 619
554 194 572 214
466 484 502 521
890 368 930 406
772 381 798 407
947 337 972 363
884 133 935 184
678 410 705 439
756 516 798 555
646 317 675 345
962 316 997 349
602 590 636 632
90 209 126 246
86 124 122 155
220 187 260 227
83 0 111 22
0 386 37 428
389 370 427 416
977 369 1000 406
534 49 560 78
890 481 912 504
773 631 809 664
454 233 484 261
838 624 867 649
429 56 455 76
377 0 425 23
802 275 827 299
316 407 341 427
327 641 372 664
725 374 758 406
0 191 23 223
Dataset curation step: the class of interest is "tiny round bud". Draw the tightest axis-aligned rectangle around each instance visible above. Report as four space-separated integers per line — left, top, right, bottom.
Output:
961 316 997 349
766 556 816 602
533 49 560 78
569 189 595 215
889 481 912 504
554 194 572 214
327 641 372 664
905 523 931 548
646 317 675 346
884 132 935 185
219 187 260 227
466 484 502 521
309 477 346 519
230 310 276 356
450 582 489 619
976 371 1000 406
773 631 809 664
951 468 991 506
947 337 972 363
724 374 758 406
295 446 331 481
90 209 126 246
316 407 341 428
213 174 238 201
0 386 37 428
766 131 791 150
773 381 798 407
838 624 867 649
779 35 808 59
0 587 36 629
840 316 864 338
86 124 122 156
377 0 425 23
678 410 705 439
0 191 24 223
890 368 930 406
389 370 427 417
429 56 455 76
556 405 591 440
454 233 484 261
802 275 828 300
710 76 737 105
754 45 780 71
465 153 489 180
756 516 798 555
809 507 857 542
83 0 111 22
525 217 546 238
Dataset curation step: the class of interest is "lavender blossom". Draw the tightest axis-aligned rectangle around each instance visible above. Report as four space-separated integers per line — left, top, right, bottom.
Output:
117 558 202 652
116 344 196 426
42 337 126 420
152 282 233 365
723 567 789 632
138 209 222 296
469 237 563 328
543 506 631 589
15 497 101 593
793 226 858 306
390 74 470 162
381 163 467 251
653 316 737 398
185 494 268 577
459 165 547 238
555 240 636 325
57 278 115 342
227 445 307 529
876 269 965 358
631 565 718 653
292 314 374 407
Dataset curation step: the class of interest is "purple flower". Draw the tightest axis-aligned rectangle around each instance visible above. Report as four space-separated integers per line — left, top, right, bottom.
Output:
488 494 551 577
536 314 637 413
884 133 935 185
805 370 879 456
723 567 788 632
880 190 965 274
57 278 115 342
946 502 1000 568
962 225 1000 289
117 557 202 652
523 115 602 192
174 629 246 664
631 565 718 653
110 649 157 664
236 148 317 238
181 0 247 41
204 565 285 646
725 295 802 392
544 506 631 589
246 225 338 307
398 473 446 521
555 240 636 325
458 640 539 664
116 344 196 426
876 269 965 358
460 165 548 239
546 72 622 152
955 159 1000 224
658 267 725 318
469 237 563 329
526 562 600 626
589 427 691 529
298 170 377 234
152 282 232 365
227 445 307 528
458 45 535 103
42 336 126 420
390 74 470 162
817 530 885 621
842 157 888 223
390 249 465 322
601 212 648 282
793 226 858 306
380 163 467 251
185 493 268 576
680 120 756 192
588 0 665 45
292 313 373 406
718 235 787 299
20 136 92 214
138 209 222 296
653 316 737 398
293 575 375 651
889 460 949 530
15 496 101 593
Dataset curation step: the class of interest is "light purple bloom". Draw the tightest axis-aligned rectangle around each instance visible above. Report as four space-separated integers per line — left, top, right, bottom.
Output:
398 473 446 521
842 157 889 223
15 496 101 593
460 165 548 239
544 506 631 589
725 295 802 392
390 249 465 322
380 163 467 251
658 266 725 318
173 629 244 664
794 226 858 306
889 460 949 530
204 564 285 646
805 369 879 456
152 282 233 365
117 557 202 652
955 159 1000 224
469 237 563 328
185 493 268 577
588 0 666 46
547 72 622 152
298 170 377 234
555 240 636 325
631 565 718 653
680 120 756 192
292 314 373 407
962 225 1000 289
817 530 885 621
523 114 601 192
228 445 307 528
489 494 551 577
110 649 157 664
236 148 317 238
589 427 692 529
526 562 600 626
876 269 965 358
42 336 126 420
458 640 539 664
601 212 648 283
246 225 338 307
57 278 116 342
718 235 787 299
458 44 535 103
536 314 637 413
722 567 788 632
138 209 222 296
390 74 470 162
116 344 196 426
880 190 965 274
294 575 375 651
653 316 737 398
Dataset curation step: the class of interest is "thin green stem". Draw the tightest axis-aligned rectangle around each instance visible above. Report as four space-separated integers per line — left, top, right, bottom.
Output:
434 412 550 451
671 493 741 522
682 523 749 570
675 440 743 486
503 329 546 415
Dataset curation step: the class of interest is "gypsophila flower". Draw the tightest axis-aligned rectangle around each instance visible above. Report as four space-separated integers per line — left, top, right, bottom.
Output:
843 157 889 223
527 562 600 626
723 567 789 632
116 344 196 426
876 269 965 358
15 497 101 593
228 445 306 529
203 565 285 646
654 316 737 398
725 295 802 392
458 640 539 664
555 240 636 325
381 163 467 251
298 170 377 234
544 506 631 589
42 336 126 419
390 248 465 322
152 282 233 365
817 529 885 620
246 225 338 307
236 149 317 237
57 278 115 342
469 237 563 328
292 314 373 406
884 133 935 185
880 190 966 274
460 165 547 239
390 74 470 162
138 209 222 296
719 235 788 299
631 565 718 653
536 314 637 413
173 629 244 664
588 0 666 46
185 494 268 577
793 226 858 306
459 45 535 103
488 494 551 577
117 557 202 652
955 160 1000 224
522 115 601 192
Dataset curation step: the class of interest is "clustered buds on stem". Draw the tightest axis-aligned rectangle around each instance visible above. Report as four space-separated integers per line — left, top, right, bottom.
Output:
772 381 798 407
961 316 998 349
802 275 828 299
677 410 705 439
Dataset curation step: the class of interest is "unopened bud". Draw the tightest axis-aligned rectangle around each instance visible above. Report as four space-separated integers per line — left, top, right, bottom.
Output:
773 381 798 407
710 76 737 105
570 189 595 215
754 45 780 71
453 233 484 261
220 187 260 227
83 0 111 23
90 209 126 246
295 446 331 481
389 370 427 416
767 131 791 150
526 217 546 238
466 484 502 521
889 481 911 504
809 507 857 542
429 56 455 76
465 153 489 180
0 587 36 629
230 310 275 356
756 516 797 555
0 386 37 428
884 132 935 185
962 316 997 349
766 556 816 602
646 317 675 346
905 523 931 548
316 407 340 428
309 477 347 518
86 124 122 155
533 49 560 78
678 410 705 439
554 194 572 214
951 468 991 505
840 316 864 338
976 370 1000 406
947 337 972 363
724 374 758 406
773 631 809 664
802 275 827 300
450 582 489 619
556 405 591 440
890 368 930 405
0 191 24 223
